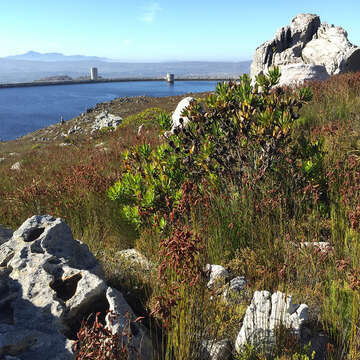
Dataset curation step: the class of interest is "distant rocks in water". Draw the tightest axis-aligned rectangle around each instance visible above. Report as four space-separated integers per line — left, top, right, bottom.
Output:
0 215 152 359
251 13 360 86
91 110 123 132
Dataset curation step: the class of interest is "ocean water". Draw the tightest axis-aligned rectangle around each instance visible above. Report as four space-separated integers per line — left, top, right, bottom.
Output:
0 80 219 141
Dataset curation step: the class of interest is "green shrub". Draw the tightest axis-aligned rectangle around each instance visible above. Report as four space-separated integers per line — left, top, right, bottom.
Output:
157 111 172 131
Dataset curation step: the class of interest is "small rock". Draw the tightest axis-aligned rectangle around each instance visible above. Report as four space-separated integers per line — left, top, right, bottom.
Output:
92 111 122 132
0 157 5 163
10 162 21 171
116 249 152 272
300 241 332 253
223 276 247 303
205 264 229 290
137 124 145 136
171 97 195 132
235 291 308 353
201 338 232 360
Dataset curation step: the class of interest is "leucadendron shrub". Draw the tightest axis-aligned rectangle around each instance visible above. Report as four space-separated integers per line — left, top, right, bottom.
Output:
108 68 314 229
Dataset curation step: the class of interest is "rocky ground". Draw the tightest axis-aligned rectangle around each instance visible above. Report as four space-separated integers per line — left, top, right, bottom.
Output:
1 93 209 146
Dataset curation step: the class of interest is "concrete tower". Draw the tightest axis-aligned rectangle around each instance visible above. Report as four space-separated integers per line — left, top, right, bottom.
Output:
90 67 98 81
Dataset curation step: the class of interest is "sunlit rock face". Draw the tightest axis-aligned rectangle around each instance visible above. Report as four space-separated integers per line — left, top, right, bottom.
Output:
251 13 360 86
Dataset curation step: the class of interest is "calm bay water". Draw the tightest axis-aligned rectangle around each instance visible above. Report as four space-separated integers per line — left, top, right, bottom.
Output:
0 80 219 141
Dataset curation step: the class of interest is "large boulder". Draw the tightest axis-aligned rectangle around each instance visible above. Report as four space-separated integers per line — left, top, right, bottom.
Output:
0 215 152 359
251 13 360 85
235 291 308 353
276 63 329 86
250 14 321 78
302 23 360 75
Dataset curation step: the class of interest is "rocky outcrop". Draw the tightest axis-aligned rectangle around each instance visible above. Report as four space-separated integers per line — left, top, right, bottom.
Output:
0 216 152 359
302 23 360 75
235 291 308 353
251 13 360 85
91 110 122 132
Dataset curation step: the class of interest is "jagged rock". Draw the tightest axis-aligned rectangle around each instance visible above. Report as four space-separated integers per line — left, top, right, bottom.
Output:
251 13 360 85
10 162 21 171
0 215 152 359
201 338 232 360
251 14 321 78
105 287 152 359
0 225 12 245
235 291 308 353
302 23 360 75
92 111 122 132
205 264 229 290
223 276 247 303
171 97 196 132
276 63 329 86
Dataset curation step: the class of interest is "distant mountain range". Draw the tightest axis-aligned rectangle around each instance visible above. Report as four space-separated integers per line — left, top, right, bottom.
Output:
0 52 251 83
4 51 109 62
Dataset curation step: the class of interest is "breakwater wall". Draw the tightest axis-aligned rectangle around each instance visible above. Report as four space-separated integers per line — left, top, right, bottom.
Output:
0 77 236 89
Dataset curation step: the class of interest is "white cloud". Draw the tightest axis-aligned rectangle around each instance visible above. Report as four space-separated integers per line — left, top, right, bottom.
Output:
139 2 161 23
122 39 132 46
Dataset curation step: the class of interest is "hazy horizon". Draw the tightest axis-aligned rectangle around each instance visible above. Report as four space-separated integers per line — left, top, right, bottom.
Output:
0 1 359 62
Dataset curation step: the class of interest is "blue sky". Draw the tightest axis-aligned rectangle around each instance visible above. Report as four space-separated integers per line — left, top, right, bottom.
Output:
0 0 359 61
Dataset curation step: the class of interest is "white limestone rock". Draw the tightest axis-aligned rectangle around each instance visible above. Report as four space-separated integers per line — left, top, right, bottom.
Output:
251 13 360 85
92 110 123 132
171 97 195 132
205 264 229 290
277 63 329 86
302 23 360 75
251 14 320 79
105 287 153 359
0 215 152 359
117 248 152 272
10 162 21 171
235 291 308 353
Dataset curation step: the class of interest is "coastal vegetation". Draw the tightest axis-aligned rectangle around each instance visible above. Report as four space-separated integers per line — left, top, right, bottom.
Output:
1 69 360 359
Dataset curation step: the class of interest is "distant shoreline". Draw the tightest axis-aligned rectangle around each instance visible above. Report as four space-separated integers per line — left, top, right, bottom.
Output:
0 77 238 89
